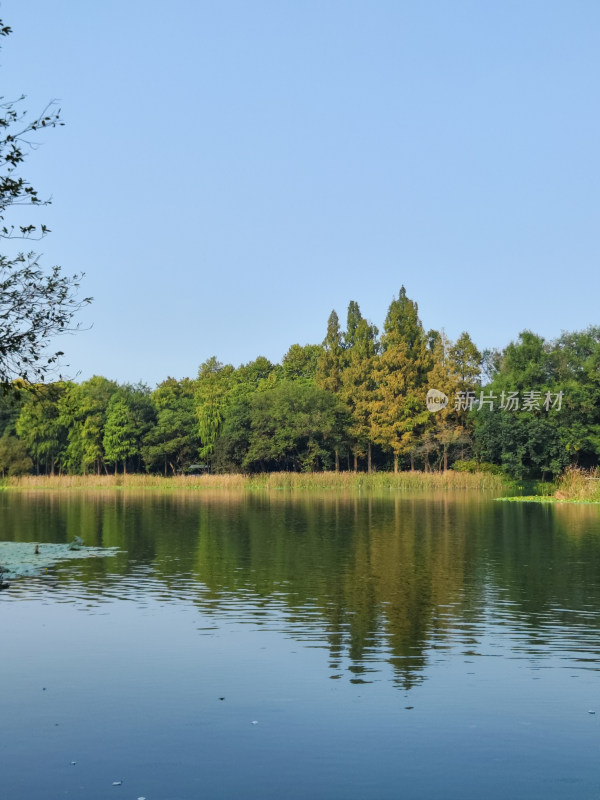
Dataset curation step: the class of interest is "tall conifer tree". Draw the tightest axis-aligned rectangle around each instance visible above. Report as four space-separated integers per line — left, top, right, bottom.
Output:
341 309 379 471
372 287 430 471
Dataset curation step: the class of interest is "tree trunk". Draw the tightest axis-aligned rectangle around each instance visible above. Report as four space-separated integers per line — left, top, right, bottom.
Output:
394 453 398 474
367 442 372 474
410 452 415 471
335 448 339 473
354 453 358 472
443 448 448 472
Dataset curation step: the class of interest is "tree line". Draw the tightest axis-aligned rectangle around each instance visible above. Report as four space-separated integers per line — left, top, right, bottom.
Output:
0 287 598 480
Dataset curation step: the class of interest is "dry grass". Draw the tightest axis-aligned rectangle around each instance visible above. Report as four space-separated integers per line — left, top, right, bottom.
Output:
554 466 600 502
3 469 506 492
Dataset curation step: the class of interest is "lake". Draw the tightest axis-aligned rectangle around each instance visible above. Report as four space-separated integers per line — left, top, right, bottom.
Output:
1 489 600 799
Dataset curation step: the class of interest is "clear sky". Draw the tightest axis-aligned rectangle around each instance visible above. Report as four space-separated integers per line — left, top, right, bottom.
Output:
2 1 599 387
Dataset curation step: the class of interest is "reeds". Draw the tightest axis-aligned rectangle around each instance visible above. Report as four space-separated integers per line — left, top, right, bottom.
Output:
3 469 506 492
554 466 600 502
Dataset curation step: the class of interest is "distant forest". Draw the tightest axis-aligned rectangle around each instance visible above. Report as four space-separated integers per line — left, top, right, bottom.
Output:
1 287 598 480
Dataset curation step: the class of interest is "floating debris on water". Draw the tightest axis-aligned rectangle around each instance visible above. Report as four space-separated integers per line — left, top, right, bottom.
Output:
112 780 123 786
251 720 258 725
68 536 85 551
0 541 119 582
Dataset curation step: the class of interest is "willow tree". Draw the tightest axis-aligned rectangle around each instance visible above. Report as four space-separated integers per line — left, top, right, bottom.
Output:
58 376 118 474
195 357 236 461
15 383 69 474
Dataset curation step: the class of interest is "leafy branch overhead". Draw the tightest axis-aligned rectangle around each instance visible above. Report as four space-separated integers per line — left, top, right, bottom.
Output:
0 18 91 386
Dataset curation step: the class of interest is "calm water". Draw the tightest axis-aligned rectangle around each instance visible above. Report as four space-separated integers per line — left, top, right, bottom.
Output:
2 489 600 799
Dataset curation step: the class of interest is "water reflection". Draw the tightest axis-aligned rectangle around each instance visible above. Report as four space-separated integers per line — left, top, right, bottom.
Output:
1 490 600 690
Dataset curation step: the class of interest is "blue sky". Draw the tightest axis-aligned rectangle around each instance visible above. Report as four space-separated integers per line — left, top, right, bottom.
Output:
2 1 599 386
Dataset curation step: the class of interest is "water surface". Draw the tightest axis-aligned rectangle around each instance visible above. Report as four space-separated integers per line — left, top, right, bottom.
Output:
1 490 600 799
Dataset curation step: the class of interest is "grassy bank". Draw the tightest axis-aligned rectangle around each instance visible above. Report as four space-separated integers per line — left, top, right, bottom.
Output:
2 470 506 492
553 467 600 502
498 467 600 504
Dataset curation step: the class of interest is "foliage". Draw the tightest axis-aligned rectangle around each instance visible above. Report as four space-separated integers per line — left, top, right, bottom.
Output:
472 329 600 478
452 459 502 474
143 377 198 474
58 376 118 474
244 381 349 472
3 291 599 480
0 19 90 385
16 383 69 474
0 431 31 476
281 343 321 381
195 357 235 460
315 310 345 394
340 312 379 470
371 287 430 470
103 384 155 473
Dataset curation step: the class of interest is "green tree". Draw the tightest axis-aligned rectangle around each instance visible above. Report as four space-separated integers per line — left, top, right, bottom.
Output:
422 331 472 471
244 381 349 472
16 383 69 474
316 310 346 470
0 380 25 436
449 331 482 392
471 330 595 479
195 357 236 462
103 384 155 474
211 396 253 473
371 288 430 471
143 377 199 474
0 431 32 476
316 310 344 394
209 357 278 473
281 343 321 381
58 376 118 474
344 300 363 349
340 311 379 471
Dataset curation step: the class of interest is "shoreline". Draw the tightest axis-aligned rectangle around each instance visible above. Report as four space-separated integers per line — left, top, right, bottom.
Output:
1 470 506 492
497 495 600 505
